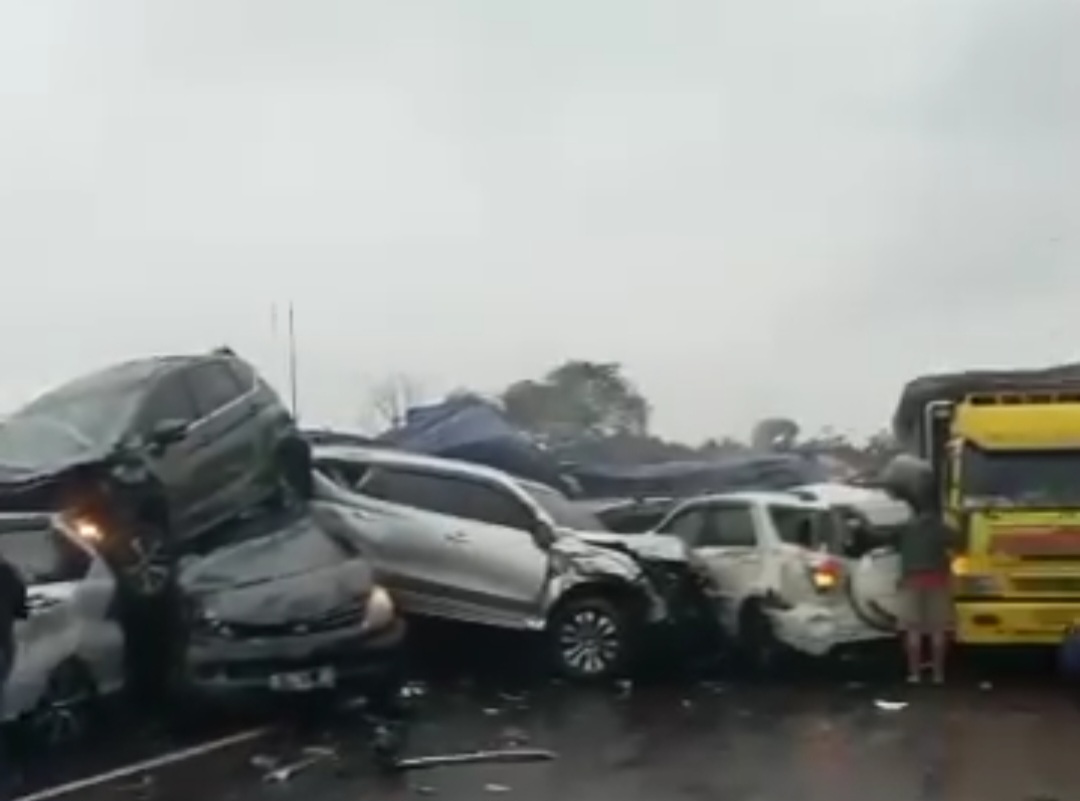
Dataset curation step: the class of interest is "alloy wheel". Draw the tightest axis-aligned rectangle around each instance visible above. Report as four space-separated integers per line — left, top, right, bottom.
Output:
557 608 623 677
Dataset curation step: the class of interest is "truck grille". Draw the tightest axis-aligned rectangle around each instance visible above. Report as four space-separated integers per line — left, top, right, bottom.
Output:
1011 576 1080 593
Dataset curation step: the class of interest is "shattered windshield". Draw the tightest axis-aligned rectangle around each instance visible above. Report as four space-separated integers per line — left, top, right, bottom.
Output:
0 380 141 471
961 445 1080 507
520 482 607 531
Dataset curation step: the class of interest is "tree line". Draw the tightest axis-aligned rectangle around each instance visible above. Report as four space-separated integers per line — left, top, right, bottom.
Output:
363 360 900 472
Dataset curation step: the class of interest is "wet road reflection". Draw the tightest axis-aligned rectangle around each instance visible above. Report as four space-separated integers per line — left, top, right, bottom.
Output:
39 677 1078 801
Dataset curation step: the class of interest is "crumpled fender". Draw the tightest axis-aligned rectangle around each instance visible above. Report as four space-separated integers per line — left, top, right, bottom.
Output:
541 536 668 623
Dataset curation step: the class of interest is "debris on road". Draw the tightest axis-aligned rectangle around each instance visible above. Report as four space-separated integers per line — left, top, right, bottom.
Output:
262 746 338 783
484 783 512 793
874 699 908 712
393 748 558 772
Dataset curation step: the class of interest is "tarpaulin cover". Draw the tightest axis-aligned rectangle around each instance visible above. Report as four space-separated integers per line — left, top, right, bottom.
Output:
569 454 829 499
892 363 1080 450
382 398 572 492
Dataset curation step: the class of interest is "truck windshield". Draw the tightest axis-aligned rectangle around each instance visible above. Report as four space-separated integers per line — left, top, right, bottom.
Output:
961 445 1080 506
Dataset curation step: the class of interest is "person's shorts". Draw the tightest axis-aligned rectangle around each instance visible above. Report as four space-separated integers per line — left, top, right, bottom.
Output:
899 582 953 634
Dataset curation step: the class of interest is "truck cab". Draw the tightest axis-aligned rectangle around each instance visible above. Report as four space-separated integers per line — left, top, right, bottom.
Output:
927 392 1080 644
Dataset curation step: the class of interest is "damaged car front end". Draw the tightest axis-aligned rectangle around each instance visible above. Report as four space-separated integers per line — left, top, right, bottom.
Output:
175 507 405 708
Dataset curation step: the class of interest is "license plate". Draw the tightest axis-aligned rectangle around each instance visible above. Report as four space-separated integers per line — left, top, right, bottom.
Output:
268 667 336 692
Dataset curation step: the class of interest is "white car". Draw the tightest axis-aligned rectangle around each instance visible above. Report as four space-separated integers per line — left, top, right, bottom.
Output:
648 490 903 668
0 513 125 746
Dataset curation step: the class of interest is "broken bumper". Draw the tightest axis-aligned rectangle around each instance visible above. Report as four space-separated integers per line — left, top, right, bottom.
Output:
768 604 892 656
182 617 407 698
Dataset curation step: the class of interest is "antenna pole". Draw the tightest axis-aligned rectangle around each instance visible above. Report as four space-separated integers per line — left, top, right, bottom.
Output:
287 302 299 419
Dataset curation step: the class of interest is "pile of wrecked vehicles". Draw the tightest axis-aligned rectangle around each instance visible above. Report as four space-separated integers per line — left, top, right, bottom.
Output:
0 348 914 750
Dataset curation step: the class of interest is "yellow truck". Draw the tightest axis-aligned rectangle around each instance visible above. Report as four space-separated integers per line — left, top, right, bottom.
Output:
895 370 1080 645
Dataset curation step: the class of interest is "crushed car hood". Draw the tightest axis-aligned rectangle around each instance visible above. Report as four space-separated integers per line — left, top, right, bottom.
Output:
550 532 645 580
180 512 374 627
571 530 691 564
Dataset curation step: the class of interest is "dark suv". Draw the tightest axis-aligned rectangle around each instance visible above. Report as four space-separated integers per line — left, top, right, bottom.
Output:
0 348 311 596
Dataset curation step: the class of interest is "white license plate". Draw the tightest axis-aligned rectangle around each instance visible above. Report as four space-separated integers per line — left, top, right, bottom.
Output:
268 667 336 692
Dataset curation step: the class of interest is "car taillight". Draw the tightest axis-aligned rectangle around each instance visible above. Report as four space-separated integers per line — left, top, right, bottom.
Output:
809 558 843 592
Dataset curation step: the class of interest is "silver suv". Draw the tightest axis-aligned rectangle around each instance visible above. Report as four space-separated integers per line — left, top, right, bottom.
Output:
310 444 669 680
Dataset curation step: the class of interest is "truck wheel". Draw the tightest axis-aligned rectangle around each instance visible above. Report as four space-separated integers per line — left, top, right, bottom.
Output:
738 601 787 677
547 594 635 682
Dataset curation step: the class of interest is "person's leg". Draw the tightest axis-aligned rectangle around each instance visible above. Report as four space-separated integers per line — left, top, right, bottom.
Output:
927 586 952 683
900 587 924 682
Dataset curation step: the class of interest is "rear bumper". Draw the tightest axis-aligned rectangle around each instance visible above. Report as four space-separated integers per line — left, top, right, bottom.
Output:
770 604 892 656
181 617 406 698
955 599 1080 644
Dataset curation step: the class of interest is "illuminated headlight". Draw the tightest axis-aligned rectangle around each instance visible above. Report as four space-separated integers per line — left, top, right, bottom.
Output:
954 574 1002 596
361 585 395 632
61 513 105 544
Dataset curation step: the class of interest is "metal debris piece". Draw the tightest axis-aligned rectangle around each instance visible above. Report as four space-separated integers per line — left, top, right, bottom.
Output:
498 726 530 747
262 747 338 783
497 691 527 703
393 748 558 772
874 699 908 712
401 682 429 700
250 754 278 770
483 707 503 716
979 681 993 691
615 680 633 698
484 784 511 793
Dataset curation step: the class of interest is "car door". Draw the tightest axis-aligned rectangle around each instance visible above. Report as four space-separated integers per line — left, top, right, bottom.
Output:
425 475 550 628
132 370 202 532
657 503 763 629
324 465 462 616
182 359 260 532
764 504 835 606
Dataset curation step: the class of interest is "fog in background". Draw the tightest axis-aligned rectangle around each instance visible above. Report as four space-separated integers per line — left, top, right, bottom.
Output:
0 0 1076 442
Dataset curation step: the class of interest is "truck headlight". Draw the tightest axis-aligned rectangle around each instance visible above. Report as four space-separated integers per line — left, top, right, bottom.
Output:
361 585 396 632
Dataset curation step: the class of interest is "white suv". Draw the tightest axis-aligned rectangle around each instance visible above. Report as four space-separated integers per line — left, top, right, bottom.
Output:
650 490 900 669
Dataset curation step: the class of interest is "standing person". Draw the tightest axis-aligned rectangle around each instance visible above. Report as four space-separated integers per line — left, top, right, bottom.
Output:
0 552 28 797
882 455 955 685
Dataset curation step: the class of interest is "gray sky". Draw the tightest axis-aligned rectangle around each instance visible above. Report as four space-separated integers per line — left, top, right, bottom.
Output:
0 0 1076 443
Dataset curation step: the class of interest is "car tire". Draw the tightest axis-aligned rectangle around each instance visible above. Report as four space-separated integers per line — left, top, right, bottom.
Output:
738 600 788 678
547 594 636 682
26 659 99 750
275 435 313 500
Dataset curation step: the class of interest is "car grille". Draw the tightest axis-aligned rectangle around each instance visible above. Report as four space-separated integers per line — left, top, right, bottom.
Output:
1011 576 1080 594
224 599 366 638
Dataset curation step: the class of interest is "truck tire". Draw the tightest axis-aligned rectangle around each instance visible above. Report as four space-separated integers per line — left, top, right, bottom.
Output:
547 594 636 682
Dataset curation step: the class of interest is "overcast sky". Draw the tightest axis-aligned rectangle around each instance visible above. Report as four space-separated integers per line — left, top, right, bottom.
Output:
0 0 1076 443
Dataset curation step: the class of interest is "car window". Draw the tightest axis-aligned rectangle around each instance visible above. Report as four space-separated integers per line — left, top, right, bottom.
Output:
0 528 91 584
768 505 837 550
658 508 708 543
224 357 256 391
518 482 605 530
315 458 372 490
135 372 199 433
703 505 758 547
360 468 535 531
186 361 244 417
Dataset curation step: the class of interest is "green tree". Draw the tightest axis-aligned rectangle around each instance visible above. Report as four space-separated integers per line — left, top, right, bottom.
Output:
501 360 651 443
750 417 800 451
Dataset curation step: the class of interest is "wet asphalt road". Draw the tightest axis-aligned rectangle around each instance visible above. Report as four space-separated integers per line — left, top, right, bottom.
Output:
14 629 1080 801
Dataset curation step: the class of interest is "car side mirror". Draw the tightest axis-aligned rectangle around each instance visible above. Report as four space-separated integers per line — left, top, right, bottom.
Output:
149 418 189 451
532 519 557 548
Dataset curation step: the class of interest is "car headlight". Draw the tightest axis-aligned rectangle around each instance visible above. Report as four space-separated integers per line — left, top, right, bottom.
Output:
60 512 106 545
361 585 396 632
